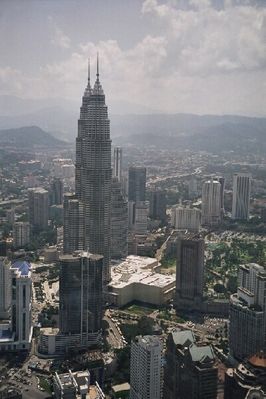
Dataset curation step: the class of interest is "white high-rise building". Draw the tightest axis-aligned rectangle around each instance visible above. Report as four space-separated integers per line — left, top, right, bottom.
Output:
130 335 163 399
113 147 122 182
0 257 11 319
171 207 201 231
202 180 221 226
232 173 251 220
13 222 30 249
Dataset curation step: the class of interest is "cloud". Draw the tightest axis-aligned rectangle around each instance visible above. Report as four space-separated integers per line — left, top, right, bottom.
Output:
0 0 265 116
49 17 71 49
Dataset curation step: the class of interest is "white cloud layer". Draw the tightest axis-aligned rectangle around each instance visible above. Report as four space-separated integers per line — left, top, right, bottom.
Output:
0 0 266 116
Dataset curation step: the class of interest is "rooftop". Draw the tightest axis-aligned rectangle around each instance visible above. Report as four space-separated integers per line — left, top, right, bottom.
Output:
109 255 175 289
11 260 31 277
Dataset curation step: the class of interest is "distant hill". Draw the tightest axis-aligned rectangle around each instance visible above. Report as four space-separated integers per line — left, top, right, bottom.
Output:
0 126 66 148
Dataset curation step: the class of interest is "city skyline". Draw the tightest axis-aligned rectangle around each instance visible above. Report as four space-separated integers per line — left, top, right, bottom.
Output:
0 0 265 116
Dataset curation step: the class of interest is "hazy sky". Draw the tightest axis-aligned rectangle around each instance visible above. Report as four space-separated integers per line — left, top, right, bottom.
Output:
0 0 266 116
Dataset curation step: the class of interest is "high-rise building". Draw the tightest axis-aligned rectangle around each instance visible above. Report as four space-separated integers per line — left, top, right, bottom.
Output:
232 173 251 220
229 263 266 360
202 180 221 226
128 166 146 203
176 234 204 310
218 176 225 214
134 201 148 235
130 335 163 399
0 257 11 319
74 58 112 284
10 260 33 349
111 178 128 259
113 147 122 182
149 190 166 222
50 178 64 206
63 194 84 254
28 187 49 230
163 329 218 399
13 222 30 249
171 207 201 231
0 260 33 352
59 252 103 346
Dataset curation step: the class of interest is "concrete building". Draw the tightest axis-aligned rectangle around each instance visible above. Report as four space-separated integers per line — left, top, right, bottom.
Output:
176 234 204 310
163 329 218 399
28 187 49 230
0 260 33 351
232 173 251 220
171 207 201 231
149 190 166 222
219 176 225 214
63 194 84 254
59 252 103 347
111 178 128 259
13 222 30 249
130 335 163 399
224 352 266 399
229 263 266 360
128 166 146 203
202 180 221 226
73 57 112 284
113 147 122 182
53 370 105 399
0 257 11 319
134 201 148 234
108 255 175 307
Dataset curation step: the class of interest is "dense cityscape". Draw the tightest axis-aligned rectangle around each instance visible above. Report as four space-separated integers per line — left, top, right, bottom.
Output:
0 1 266 399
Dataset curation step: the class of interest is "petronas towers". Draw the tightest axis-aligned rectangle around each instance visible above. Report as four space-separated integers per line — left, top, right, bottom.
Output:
64 57 112 284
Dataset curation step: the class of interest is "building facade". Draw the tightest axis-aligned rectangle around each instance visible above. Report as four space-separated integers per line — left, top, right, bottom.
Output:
149 190 166 222
113 146 122 182
130 335 163 399
13 222 30 249
202 180 221 226
128 166 146 203
229 263 266 360
59 252 103 347
28 187 49 230
176 234 204 310
232 173 251 220
171 207 201 231
110 177 128 259
63 194 84 254
64 58 112 284
0 257 11 319
163 329 218 399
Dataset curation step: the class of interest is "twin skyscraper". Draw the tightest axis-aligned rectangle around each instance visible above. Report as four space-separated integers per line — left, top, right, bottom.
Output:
64 56 112 284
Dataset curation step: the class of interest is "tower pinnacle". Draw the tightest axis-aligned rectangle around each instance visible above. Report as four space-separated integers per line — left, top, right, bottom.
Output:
93 52 104 95
96 52 99 82
84 57 92 96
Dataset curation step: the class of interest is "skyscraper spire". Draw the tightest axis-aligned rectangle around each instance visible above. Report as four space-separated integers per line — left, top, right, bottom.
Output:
96 52 99 82
93 52 104 95
84 57 92 97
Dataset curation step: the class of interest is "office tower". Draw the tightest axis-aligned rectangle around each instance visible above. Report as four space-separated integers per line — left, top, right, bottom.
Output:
171 207 201 231
218 176 225 214
232 173 251 220
176 234 204 310
59 253 103 345
128 166 146 202
6 208 15 225
130 335 163 399
10 260 33 350
163 329 218 399
229 263 266 360
113 147 122 182
224 352 266 399
0 257 11 319
149 190 166 222
13 222 30 249
75 58 112 284
63 194 84 254
111 178 128 259
50 178 64 205
28 187 49 230
201 180 221 226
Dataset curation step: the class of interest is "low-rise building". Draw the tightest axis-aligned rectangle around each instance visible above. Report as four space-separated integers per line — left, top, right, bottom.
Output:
108 256 175 307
